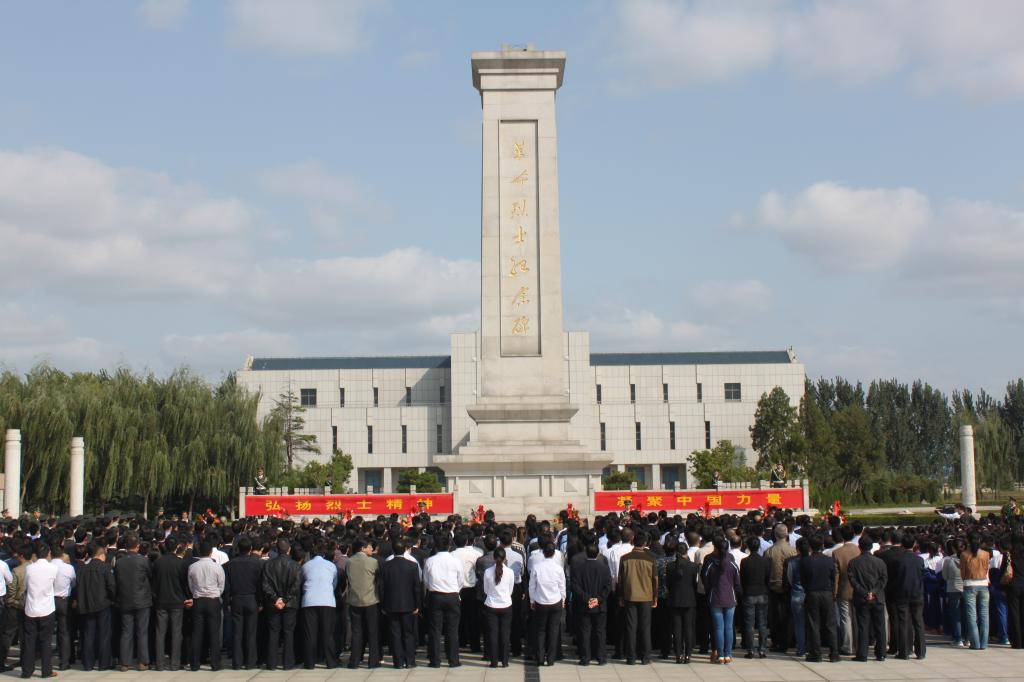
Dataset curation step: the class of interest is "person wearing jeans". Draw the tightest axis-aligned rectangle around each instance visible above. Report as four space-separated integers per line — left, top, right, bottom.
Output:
701 538 741 664
942 539 966 646
740 537 769 658
786 539 809 657
960 538 991 650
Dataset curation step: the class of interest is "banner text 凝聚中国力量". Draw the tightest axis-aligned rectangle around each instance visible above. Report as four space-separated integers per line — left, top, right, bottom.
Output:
593 488 803 513
244 493 454 517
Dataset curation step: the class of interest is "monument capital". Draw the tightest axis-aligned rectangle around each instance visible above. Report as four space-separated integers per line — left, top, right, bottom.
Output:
471 47 566 92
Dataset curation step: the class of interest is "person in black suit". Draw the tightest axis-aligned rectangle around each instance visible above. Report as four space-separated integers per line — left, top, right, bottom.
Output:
666 542 698 663
848 536 888 661
261 540 302 670
380 539 422 669
224 537 264 670
890 534 926 660
114 532 153 671
75 543 116 671
800 534 839 663
151 536 190 671
570 543 612 666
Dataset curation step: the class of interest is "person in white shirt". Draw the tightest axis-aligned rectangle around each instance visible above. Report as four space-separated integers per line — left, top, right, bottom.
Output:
423 536 465 668
50 543 77 671
23 540 59 679
529 543 566 666
483 547 519 668
451 532 483 654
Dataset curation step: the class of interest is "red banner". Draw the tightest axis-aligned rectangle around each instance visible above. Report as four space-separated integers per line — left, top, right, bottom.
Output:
243 493 453 517
594 488 803 513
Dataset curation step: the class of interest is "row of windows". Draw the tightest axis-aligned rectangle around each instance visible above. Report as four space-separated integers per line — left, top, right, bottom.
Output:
596 382 740 404
300 386 446 408
332 424 445 454
598 420 712 451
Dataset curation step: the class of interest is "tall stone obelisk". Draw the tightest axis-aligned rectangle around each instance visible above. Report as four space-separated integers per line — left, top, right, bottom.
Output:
437 47 610 518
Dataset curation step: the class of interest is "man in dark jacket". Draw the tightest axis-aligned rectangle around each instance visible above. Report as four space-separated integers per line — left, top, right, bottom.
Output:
800 534 839 663
75 543 116 671
152 536 190 671
114 532 152 671
570 544 612 665
262 540 301 670
890 534 926 660
740 536 770 658
848 536 887 661
380 539 421 669
224 536 264 670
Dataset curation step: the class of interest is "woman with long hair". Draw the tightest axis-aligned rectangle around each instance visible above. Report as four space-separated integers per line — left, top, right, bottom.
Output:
666 541 698 663
960 533 991 649
701 536 741 664
942 538 966 647
482 547 517 667
1004 534 1024 648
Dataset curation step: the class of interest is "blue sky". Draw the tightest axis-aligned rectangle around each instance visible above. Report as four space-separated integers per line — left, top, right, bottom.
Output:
1 0 1022 395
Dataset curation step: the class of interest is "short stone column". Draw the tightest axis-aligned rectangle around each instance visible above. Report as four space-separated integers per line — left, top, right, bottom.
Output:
69 437 85 516
959 425 977 513
4 430 20 518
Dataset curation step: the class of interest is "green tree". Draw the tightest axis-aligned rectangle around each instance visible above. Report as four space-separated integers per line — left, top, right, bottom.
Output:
831 403 885 499
798 392 838 483
601 470 636 491
688 440 755 488
396 469 443 493
750 387 805 473
269 389 320 470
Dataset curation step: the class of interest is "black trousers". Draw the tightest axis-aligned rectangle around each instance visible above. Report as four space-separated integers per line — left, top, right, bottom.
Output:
533 602 562 665
458 587 481 651
855 600 886 660
894 600 926 659
54 597 71 669
154 608 183 670
623 601 652 663
265 607 297 670
1008 587 1024 648
302 606 338 669
768 590 791 651
485 606 512 665
670 606 695 658
804 591 838 660
695 595 711 652
348 604 379 668
0 603 11 668
21 613 54 677
191 597 223 671
427 592 460 666
575 608 606 663
120 607 149 667
606 596 623 657
387 612 416 668
510 583 525 656
79 608 111 670
231 595 259 669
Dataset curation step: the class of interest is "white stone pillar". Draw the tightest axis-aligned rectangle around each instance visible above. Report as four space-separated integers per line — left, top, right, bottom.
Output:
959 425 977 513
69 437 85 516
4 430 20 518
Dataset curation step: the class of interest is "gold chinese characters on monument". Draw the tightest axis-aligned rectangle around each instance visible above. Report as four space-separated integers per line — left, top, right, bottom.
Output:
498 120 540 355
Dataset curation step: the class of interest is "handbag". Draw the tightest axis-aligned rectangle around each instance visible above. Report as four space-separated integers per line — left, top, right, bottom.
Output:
1001 552 1014 587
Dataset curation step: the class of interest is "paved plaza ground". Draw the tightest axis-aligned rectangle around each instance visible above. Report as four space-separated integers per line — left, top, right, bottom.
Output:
7 639 1023 682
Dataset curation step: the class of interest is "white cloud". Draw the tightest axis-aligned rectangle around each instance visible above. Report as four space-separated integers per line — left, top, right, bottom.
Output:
575 307 722 351
226 0 380 57
614 0 1024 98
160 329 296 375
261 160 359 204
757 182 930 271
138 0 190 29
0 337 110 374
0 304 69 345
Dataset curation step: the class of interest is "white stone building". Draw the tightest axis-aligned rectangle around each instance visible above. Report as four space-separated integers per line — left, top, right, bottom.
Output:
235 47 806 517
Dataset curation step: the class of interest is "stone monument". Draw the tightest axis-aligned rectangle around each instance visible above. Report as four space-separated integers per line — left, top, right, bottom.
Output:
435 47 611 518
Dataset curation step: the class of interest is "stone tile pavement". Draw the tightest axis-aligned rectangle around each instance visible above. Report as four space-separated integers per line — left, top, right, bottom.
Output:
5 643 1024 682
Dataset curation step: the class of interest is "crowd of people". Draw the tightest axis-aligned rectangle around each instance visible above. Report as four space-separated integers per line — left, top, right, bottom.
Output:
0 500 1023 677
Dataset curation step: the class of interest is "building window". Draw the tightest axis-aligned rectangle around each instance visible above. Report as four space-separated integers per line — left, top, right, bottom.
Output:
599 422 606 451
404 387 411 405
300 388 316 407
669 421 676 450
725 382 742 401
630 383 636 403
661 465 680 490
373 387 379 407
596 384 602 405
439 385 446 404
436 424 444 453
626 465 647 489
697 382 703 402
663 383 669 402
401 425 408 454
367 425 374 454
635 421 642 450
331 425 338 452
339 387 345 407
705 421 711 449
